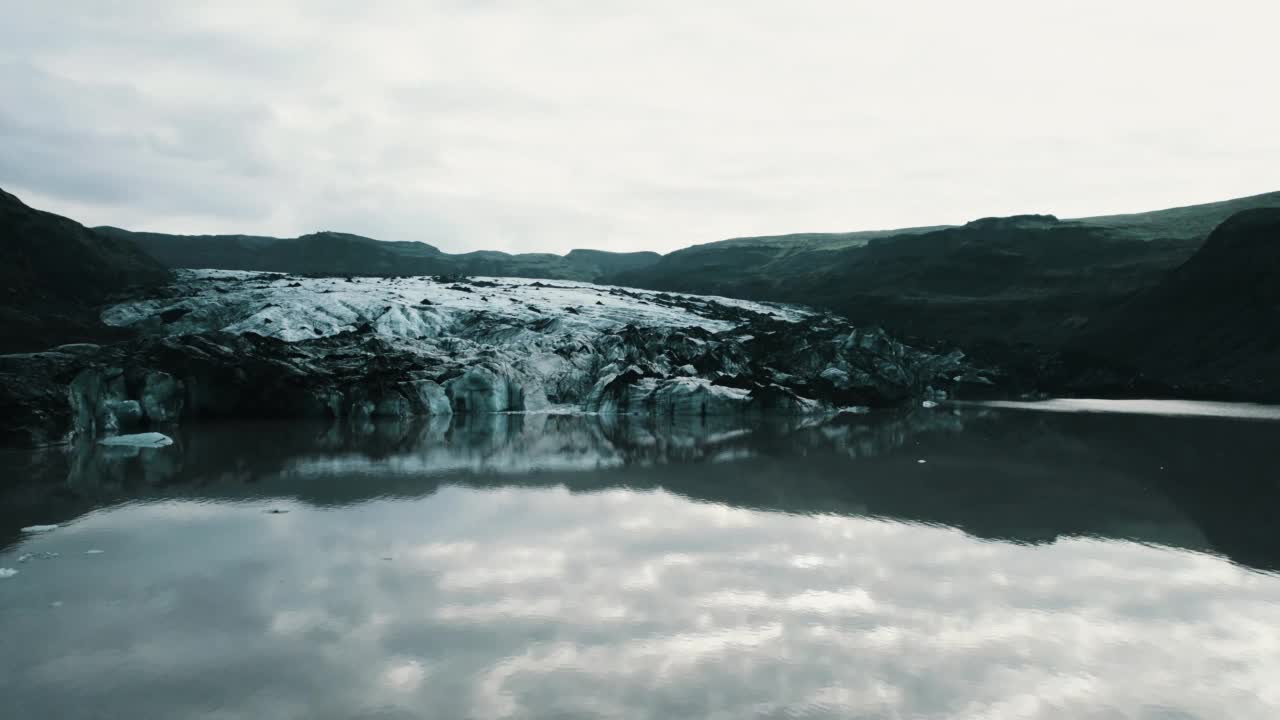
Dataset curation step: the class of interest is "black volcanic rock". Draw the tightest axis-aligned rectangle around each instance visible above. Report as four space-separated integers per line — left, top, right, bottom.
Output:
1078 208 1280 398
0 188 171 352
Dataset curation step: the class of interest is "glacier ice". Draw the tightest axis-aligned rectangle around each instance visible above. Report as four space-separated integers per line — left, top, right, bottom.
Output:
98 432 174 448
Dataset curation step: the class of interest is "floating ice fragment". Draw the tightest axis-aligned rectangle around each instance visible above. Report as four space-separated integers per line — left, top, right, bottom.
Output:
0 568 17 578
922 400 939 408
18 552 59 562
50 601 63 608
99 432 174 448
917 459 928 464
85 549 105 555
21 524 58 534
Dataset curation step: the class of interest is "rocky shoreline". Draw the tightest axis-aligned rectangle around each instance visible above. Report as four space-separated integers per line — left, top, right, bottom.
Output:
0 270 991 448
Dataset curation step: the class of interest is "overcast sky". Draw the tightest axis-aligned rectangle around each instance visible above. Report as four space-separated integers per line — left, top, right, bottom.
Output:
1 1 1276 254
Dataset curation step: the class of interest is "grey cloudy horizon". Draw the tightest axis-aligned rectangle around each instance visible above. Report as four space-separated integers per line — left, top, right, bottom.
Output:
1 0 1277 255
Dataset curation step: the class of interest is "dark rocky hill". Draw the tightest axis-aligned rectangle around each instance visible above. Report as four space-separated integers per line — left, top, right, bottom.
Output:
0 189 171 352
1077 208 1280 398
608 192 1280 351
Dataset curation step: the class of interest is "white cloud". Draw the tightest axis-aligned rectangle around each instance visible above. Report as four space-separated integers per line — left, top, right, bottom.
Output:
1 0 1277 253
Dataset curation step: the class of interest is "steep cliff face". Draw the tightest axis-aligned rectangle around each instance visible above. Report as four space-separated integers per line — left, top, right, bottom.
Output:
0 270 987 447
0 189 171 352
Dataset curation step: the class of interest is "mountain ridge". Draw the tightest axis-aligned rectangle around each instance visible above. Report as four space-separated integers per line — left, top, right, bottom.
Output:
607 190 1280 350
95 225 661 282
91 190 1280 288
5 185 1280 399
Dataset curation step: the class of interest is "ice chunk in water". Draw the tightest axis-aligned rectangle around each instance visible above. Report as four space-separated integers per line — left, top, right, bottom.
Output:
99 432 174 448
17 552 59 561
21 524 59 533
0 568 17 579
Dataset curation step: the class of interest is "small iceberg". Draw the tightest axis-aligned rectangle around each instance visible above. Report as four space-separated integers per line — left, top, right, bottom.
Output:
99 432 174 448
21 524 59 534
0 568 17 579
17 552 59 562
85 549 105 555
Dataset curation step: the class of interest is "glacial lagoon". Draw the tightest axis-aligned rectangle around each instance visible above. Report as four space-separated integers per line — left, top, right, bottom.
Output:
2 403 1279 719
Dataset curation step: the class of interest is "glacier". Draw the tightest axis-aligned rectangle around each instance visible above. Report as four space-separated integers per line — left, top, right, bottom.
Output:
0 270 989 447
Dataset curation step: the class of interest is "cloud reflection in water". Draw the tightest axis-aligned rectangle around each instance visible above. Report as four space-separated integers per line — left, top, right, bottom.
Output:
2 407 1279 719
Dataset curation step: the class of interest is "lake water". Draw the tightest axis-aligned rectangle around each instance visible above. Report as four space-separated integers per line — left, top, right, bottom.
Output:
2 403 1279 719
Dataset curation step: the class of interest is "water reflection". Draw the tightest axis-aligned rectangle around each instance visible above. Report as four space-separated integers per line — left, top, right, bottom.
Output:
2 407 1279 718
4 408 1278 572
